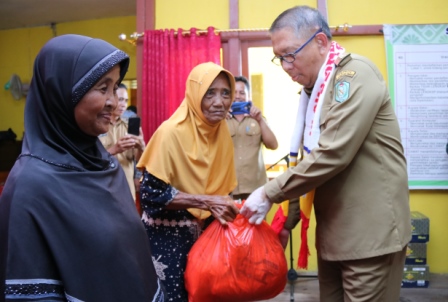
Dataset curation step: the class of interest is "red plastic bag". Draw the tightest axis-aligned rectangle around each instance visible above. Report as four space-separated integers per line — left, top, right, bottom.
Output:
185 214 287 302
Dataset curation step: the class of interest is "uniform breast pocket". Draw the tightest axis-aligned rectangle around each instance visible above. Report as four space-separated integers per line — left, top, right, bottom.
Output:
245 122 261 145
245 122 260 136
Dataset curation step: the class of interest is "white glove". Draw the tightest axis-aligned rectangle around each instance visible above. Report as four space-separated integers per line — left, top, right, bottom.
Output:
240 186 273 225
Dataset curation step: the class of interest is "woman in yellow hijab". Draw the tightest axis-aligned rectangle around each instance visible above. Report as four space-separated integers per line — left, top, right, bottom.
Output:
137 62 239 301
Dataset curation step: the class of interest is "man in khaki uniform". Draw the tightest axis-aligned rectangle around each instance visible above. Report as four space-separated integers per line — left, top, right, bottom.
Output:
99 84 145 201
226 76 278 201
241 6 411 302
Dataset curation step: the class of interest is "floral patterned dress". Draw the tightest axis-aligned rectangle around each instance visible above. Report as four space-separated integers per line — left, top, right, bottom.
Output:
140 171 213 302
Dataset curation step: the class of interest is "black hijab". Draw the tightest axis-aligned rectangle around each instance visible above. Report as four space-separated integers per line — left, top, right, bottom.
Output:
0 35 165 302
23 34 129 171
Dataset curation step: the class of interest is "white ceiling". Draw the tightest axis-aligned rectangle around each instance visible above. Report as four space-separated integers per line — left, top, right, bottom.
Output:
0 0 136 30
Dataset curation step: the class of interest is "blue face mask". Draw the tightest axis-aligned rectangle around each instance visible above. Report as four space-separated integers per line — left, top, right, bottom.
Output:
231 101 252 115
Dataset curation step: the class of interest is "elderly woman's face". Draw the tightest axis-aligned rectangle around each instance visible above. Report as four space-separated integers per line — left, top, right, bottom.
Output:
74 65 120 136
201 72 232 124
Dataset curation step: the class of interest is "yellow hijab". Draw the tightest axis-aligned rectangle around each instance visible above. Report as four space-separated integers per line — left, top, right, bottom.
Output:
137 62 237 219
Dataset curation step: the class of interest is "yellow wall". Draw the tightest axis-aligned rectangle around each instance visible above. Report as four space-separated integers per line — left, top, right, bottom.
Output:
0 0 447 274
238 0 316 29
156 0 229 29
0 16 137 139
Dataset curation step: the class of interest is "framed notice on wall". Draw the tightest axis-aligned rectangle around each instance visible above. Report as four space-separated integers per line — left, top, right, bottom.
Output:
384 24 448 189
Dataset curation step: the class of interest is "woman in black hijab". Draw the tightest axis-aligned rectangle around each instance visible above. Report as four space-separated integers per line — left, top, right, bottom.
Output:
0 34 165 302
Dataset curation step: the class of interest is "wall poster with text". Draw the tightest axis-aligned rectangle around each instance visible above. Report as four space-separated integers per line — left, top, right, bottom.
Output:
384 24 448 189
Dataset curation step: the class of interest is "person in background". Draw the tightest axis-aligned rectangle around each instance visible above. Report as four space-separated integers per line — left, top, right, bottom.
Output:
240 6 411 302
0 34 165 301
122 105 138 119
137 62 239 301
111 95 144 205
120 102 144 202
99 83 145 202
226 76 278 201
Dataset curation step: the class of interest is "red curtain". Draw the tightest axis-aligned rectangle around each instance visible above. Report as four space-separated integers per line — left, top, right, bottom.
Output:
141 27 222 140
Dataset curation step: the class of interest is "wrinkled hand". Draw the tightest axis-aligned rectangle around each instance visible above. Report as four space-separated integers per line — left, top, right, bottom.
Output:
207 195 239 225
240 186 273 224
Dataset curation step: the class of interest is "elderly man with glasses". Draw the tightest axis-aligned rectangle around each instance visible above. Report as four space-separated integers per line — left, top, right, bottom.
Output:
241 5 411 302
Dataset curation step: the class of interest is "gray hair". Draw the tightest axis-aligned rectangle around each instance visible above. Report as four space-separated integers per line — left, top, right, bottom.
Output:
269 6 332 40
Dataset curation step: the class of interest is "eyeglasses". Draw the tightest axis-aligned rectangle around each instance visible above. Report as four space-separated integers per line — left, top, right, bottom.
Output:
271 28 323 66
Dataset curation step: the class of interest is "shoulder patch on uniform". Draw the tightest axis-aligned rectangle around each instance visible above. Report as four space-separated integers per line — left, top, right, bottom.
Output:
335 70 356 81
335 81 350 103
